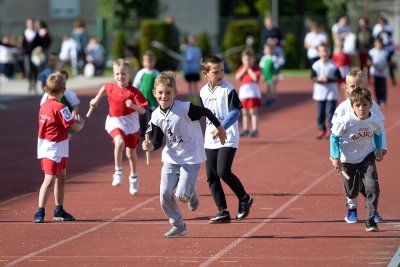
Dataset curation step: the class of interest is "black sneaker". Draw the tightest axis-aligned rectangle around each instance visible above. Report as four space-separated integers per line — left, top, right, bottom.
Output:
53 209 75 221
208 210 231 224
236 195 253 220
365 218 379 232
33 211 45 223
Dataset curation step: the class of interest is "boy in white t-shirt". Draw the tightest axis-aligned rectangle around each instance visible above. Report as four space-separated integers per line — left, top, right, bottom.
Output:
142 71 226 238
332 70 386 224
330 87 385 232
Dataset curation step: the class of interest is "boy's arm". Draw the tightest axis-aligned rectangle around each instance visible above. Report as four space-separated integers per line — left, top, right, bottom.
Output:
149 123 164 151
329 133 341 171
234 66 247 80
126 90 148 115
70 114 85 132
187 103 221 127
90 85 106 107
221 89 242 129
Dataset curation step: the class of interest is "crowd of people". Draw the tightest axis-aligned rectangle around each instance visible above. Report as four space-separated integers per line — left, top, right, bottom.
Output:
0 18 106 93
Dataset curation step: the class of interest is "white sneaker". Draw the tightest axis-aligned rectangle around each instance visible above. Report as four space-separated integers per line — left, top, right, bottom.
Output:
129 175 139 195
112 171 123 186
163 224 187 238
188 189 199 211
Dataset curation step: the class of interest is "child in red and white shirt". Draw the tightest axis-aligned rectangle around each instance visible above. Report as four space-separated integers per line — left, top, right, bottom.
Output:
235 48 261 137
331 42 352 85
35 73 85 223
90 59 148 195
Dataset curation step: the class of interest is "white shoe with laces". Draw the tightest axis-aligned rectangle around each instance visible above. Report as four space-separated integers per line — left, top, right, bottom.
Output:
163 224 187 238
112 171 123 186
129 175 139 195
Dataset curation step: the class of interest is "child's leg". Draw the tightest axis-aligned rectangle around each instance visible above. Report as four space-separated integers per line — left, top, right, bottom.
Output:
326 100 337 130
241 109 249 131
316 100 327 131
216 147 247 200
249 107 258 132
160 163 185 227
38 174 55 208
205 148 228 211
175 163 201 203
113 135 125 170
125 147 137 175
360 153 380 222
54 169 66 206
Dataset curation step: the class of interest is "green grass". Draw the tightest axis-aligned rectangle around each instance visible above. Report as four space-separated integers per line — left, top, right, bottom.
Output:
281 69 310 77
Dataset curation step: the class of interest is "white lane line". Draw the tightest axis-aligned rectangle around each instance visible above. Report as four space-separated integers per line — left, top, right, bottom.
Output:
4 196 158 267
199 169 335 267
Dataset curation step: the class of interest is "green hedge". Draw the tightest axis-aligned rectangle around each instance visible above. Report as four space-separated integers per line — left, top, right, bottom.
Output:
138 19 175 70
222 19 260 71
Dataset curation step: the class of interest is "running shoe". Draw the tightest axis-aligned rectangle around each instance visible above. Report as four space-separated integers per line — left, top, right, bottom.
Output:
164 224 187 238
345 209 358 223
236 195 253 220
53 209 75 221
129 175 139 195
112 171 123 186
209 210 231 224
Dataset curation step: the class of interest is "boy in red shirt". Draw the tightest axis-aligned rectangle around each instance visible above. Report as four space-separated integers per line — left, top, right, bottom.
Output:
35 73 85 223
90 59 148 195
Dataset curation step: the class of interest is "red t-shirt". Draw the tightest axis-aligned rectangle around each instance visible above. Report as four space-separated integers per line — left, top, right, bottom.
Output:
332 52 351 67
235 65 261 86
105 83 148 117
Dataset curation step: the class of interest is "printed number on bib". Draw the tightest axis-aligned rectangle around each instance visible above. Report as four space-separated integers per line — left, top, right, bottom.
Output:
60 107 73 122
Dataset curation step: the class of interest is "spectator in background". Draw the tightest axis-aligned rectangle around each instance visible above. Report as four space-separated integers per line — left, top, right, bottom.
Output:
332 42 352 86
368 37 388 108
372 14 396 86
261 16 283 47
71 19 88 76
34 19 52 58
356 17 373 83
331 16 351 45
59 34 77 71
304 21 328 66
0 36 16 80
165 16 180 71
86 38 106 76
182 34 202 104
22 18 42 94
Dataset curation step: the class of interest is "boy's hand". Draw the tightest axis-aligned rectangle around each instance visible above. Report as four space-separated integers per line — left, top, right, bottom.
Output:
74 114 85 124
317 76 328 82
89 98 98 107
376 149 384 162
330 157 341 171
142 139 154 152
125 99 133 108
212 125 227 145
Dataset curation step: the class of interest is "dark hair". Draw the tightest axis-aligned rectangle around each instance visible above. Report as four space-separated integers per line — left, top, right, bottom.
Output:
350 87 372 106
201 55 223 72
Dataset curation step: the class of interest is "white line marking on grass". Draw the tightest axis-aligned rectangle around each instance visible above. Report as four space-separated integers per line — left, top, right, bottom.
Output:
4 196 158 267
199 169 335 267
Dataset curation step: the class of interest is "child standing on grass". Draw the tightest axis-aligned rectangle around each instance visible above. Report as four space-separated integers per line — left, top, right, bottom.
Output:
142 71 226 238
34 73 85 223
330 87 385 232
200 55 253 223
235 48 261 137
133 51 160 137
331 70 386 223
311 44 342 139
90 59 148 195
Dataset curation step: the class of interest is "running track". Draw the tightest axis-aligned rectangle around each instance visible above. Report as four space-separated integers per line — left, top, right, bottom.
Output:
0 76 399 267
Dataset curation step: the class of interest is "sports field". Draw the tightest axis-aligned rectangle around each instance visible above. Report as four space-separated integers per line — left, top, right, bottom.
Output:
0 75 399 266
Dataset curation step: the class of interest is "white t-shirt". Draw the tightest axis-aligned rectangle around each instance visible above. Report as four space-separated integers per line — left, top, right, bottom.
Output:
331 111 381 164
200 80 239 149
332 98 387 149
150 100 206 164
304 31 328 59
312 59 340 101
40 89 81 107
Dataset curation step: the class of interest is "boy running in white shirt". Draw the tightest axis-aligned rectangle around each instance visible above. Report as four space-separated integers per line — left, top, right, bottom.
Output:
142 71 226 238
330 87 385 232
331 70 386 223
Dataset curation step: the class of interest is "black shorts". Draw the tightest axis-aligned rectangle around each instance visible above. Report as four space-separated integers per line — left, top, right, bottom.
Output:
184 73 200 82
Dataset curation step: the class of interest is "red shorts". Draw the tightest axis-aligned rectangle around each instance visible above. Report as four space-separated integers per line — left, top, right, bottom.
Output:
109 128 139 149
41 158 67 176
241 98 261 109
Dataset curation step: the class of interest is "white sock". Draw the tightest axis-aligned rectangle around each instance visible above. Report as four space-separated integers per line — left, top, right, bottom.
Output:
130 172 137 178
115 167 122 172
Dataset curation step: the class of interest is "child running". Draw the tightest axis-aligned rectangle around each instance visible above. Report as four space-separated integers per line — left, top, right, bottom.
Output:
235 48 261 137
90 59 148 195
330 87 385 232
142 71 226 238
200 55 253 223
34 73 85 223
331 70 387 223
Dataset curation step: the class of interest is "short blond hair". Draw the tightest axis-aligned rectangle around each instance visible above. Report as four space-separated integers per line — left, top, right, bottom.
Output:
113 58 131 70
45 73 66 96
154 71 177 90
